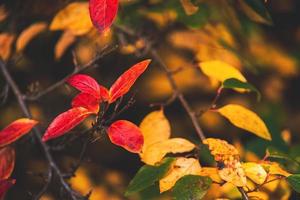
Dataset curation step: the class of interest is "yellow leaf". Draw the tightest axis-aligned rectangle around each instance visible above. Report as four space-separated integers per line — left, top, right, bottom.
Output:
261 161 291 177
159 157 201 192
139 110 171 151
141 138 195 165
54 30 76 60
0 33 15 61
242 162 267 184
218 162 247 187
217 104 272 140
50 2 93 36
69 167 92 194
16 22 47 52
199 60 246 84
180 0 199 15
200 167 223 183
203 138 247 187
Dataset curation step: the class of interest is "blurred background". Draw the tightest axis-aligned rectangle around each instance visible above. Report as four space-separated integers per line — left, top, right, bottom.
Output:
0 0 300 199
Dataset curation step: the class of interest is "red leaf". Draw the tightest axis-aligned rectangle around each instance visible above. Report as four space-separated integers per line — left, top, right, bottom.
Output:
0 118 38 147
99 85 109 101
109 59 151 103
89 0 119 32
0 179 15 199
107 120 144 153
67 74 100 99
72 93 100 113
42 107 92 142
0 147 15 180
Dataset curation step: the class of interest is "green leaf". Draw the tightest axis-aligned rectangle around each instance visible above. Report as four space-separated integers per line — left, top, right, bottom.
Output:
125 157 175 196
222 78 261 101
172 175 212 200
243 0 273 25
287 174 300 193
139 183 161 200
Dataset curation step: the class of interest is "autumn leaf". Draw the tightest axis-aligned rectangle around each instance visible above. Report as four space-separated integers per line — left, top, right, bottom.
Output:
260 161 291 177
107 120 144 153
200 167 223 184
0 118 38 147
54 30 76 60
89 0 119 32
109 59 151 103
71 93 100 114
0 33 15 61
139 110 171 152
180 0 199 15
0 179 15 199
99 85 109 101
50 2 93 36
242 162 267 185
159 157 202 192
67 74 101 99
42 107 93 142
16 22 47 52
199 60 246 89
203 138 247 187
217 104 272 140
141 138 195 166
0 146 15 180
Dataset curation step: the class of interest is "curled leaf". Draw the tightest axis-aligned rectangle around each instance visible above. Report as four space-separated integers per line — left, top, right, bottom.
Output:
109 59 151 103
0 146 15 180
107 120 144 153
217 104 272 140
67 74 100 99
159 157 202 192
0 118 38 147
50 2 93 35
139 110 171 152
54 30 76 60
141 138 195 166
42 107 92 142
71 93 100 113
16 22 48 52
89 0 119 32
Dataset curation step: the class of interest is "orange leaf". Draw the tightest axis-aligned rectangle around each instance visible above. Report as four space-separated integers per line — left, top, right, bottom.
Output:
109 59 151 103
0 179 15 199
0 118 38 147
0 146 15 180
42 107 92 142
107 120 144 153
71 93 100 113
99 85 109 101
54 30 76 60
16 22 48 52
67 74 100 99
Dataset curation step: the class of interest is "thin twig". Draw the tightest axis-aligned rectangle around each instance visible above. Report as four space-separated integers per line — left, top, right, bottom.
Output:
24 45 117 101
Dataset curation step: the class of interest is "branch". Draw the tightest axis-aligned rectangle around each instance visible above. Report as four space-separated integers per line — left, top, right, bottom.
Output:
24 45 117 101
0 60 84 200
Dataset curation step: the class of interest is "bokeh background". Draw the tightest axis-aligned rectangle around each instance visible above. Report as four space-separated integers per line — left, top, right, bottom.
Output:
1 0 300 199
